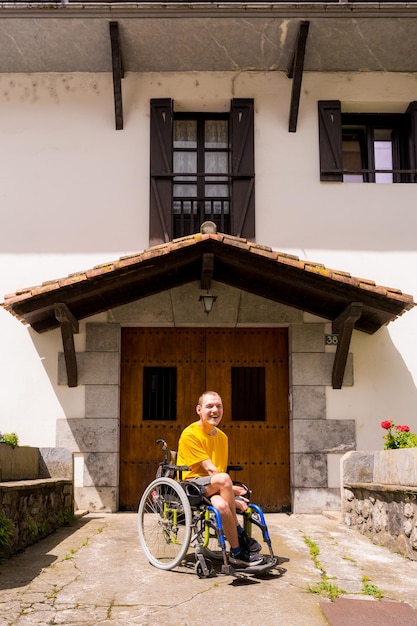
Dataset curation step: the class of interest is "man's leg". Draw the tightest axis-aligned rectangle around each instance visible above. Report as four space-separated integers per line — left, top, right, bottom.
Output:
203 473 264 566
205 473 239 549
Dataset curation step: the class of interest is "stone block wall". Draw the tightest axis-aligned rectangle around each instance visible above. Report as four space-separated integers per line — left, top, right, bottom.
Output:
0 444 39 481
342 450 417 561
0 479 74 559
0 445 73 482
290 323 355 513
57 322 120 512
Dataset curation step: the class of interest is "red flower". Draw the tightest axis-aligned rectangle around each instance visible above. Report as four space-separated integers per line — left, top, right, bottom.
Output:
381 420 392 430
396 425 410 432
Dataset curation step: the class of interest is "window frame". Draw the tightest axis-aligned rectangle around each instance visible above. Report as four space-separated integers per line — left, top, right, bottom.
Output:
318 100 417 183
149 98 255 246
172 112 231 238
342 112 410 183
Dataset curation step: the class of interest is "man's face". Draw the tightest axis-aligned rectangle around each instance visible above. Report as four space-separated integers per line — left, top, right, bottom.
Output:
196 393 223 432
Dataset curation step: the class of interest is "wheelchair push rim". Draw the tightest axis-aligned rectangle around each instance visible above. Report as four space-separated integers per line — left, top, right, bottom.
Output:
138 477 192 570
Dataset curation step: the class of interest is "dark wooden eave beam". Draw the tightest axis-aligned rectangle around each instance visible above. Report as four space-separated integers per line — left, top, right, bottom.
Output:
55 303 79 388
109 21 124 131
201 253 214 291
332 302 363 389
287 21 310 133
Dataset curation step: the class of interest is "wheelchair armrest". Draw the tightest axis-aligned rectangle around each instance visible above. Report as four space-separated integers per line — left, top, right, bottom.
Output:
162 464 190 472
227 465 243 472
160 464 191 481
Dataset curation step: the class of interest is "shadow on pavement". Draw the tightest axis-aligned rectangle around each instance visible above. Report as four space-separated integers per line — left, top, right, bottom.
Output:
0 516 102 591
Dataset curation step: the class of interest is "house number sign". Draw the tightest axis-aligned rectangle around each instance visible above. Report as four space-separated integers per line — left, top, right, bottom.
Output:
325 334 339 345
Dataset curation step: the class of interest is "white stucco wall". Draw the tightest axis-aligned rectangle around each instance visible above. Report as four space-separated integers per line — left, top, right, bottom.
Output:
1 70 416 462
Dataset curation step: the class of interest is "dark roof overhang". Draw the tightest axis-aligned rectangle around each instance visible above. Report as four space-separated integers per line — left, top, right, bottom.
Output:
2 232 414 335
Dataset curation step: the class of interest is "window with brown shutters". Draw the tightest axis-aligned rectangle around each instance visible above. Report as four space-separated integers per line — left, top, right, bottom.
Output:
149 98 255 246
318 100 417 183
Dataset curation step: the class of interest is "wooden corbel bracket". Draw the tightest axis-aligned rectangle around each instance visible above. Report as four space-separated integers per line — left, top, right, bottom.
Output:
287 20 310 133
201 253 214 291
55 303 79 388
109 21 124 130
331 302 363 389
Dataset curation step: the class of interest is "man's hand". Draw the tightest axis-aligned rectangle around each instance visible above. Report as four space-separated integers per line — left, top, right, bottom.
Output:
233 484 251 512
235 497 249 512
233 484 250 498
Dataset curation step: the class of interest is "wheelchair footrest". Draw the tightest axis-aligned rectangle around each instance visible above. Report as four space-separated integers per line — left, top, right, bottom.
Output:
229 556 278 576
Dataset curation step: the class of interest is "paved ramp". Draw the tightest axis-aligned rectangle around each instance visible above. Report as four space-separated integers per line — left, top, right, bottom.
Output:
1 512 417 625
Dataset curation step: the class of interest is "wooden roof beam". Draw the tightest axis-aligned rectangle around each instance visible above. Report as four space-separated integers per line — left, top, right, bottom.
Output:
55 303 79 388
287 21 310 133
332 302 363 389
201 253 214 291
109 21 124 131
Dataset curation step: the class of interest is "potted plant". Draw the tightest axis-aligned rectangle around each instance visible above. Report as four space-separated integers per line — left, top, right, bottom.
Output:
380 421 417 449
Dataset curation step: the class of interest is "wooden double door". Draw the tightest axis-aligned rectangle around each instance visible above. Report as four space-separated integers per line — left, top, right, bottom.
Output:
119 328 290 512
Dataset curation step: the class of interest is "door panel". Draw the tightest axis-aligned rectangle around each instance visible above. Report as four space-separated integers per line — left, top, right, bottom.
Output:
120 329 206 508
120 327 289 512
205 329 289 512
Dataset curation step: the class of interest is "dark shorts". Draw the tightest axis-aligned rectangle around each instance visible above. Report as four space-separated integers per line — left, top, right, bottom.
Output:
187 476 212 495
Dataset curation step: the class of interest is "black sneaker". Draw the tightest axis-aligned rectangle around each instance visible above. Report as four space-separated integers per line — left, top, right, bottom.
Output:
239 530 262 553
229 550 264 567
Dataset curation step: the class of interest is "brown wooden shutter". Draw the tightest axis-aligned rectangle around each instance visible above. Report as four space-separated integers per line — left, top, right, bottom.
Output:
150 99 173 246
318 100 343 182
230 98 255 240
406 101 417 183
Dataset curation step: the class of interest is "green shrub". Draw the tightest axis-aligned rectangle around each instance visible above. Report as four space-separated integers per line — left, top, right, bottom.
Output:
0 432 19 448
0 514 14 554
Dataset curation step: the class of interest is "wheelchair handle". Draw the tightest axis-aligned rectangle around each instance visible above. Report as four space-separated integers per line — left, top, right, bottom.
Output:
156 439 169 465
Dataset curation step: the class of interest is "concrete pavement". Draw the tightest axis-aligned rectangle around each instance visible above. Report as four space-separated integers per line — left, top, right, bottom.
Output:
1 511 417 625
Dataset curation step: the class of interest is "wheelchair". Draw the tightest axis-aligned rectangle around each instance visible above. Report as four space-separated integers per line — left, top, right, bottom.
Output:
137 439 278 578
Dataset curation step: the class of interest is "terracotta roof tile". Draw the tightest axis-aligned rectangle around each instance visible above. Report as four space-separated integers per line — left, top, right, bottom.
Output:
1 231 414 334
1 233 413 308
249 246 278 261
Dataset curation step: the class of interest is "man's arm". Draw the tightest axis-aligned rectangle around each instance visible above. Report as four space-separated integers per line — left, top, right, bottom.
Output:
200 458 219 476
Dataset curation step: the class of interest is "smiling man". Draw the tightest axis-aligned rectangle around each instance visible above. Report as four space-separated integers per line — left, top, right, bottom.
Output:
177 390 263 567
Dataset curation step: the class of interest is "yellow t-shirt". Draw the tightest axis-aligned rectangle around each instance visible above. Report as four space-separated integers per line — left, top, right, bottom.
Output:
177 421 228 481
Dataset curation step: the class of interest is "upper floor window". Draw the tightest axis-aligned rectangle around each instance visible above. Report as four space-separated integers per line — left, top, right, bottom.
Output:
150 99 255 246
318 101 417 183
173 114 230 237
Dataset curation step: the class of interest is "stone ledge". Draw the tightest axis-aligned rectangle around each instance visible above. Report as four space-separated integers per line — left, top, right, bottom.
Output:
345 482 417 494
0 478 71 489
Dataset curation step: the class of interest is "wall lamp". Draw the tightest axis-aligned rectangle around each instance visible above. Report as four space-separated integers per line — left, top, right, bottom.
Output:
199 292 217 315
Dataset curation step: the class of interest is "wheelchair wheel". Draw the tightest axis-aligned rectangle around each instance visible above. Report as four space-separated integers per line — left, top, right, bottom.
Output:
195 558 213 579
138 477 192 570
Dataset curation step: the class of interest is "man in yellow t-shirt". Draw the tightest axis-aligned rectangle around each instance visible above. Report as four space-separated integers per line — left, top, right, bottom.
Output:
177 391 263 567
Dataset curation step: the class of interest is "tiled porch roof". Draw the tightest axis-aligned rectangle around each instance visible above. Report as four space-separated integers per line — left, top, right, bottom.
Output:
1 232 415 334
